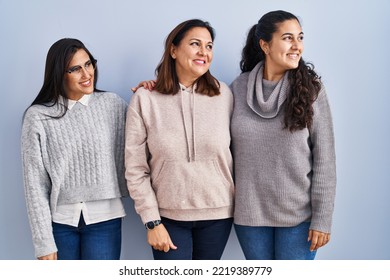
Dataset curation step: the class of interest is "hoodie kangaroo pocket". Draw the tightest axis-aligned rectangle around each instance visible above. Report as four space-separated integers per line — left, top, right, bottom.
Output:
152 159 232 210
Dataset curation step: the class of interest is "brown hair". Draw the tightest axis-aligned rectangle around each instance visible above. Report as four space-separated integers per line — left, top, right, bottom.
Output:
154 19 220 96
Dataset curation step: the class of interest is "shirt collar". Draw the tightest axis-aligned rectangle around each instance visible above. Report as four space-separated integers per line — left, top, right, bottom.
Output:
59 94 92 110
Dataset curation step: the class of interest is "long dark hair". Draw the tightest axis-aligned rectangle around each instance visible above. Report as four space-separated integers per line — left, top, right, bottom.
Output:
240 10 321 132
154 19 220 96
27 38 100 118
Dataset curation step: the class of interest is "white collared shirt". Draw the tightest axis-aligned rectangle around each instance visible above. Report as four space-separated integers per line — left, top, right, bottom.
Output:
52 94 126 226
67 93 91 109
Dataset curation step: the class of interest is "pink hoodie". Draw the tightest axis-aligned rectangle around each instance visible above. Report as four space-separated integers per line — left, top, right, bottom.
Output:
125 82 234 223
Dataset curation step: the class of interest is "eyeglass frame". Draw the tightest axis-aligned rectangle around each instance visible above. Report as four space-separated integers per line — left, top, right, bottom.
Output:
65 59 97 75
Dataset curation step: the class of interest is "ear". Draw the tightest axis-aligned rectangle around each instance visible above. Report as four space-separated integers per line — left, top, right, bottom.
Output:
170 44 177 59
259 39 269 55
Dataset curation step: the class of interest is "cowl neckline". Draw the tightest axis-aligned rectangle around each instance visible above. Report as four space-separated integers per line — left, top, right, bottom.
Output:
246 61 290 118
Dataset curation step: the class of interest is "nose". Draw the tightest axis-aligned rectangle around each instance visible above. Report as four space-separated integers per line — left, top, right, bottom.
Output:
291 38 303 50
198 45 208 56
80 66 92 78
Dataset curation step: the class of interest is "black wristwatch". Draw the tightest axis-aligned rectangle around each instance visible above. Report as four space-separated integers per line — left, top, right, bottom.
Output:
145 220 162 230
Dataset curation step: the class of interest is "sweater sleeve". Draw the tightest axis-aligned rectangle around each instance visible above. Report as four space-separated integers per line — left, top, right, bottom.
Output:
21 110 57 258
114 96 129 197
309 86 337 233
125 92 160 224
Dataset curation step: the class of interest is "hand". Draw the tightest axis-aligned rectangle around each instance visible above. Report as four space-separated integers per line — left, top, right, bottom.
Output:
147 224 177 253
38 252 58 260
131 80 156 93
308 230 331 251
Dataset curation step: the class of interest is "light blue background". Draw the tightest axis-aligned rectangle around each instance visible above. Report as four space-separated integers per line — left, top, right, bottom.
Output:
1 0 389 260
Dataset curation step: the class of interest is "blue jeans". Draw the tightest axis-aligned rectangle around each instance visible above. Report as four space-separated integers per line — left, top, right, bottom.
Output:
152 217 233 260
234 222 316 260
52 214 122 260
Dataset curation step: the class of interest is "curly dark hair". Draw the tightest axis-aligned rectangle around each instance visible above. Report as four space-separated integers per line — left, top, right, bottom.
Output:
240 10 321 131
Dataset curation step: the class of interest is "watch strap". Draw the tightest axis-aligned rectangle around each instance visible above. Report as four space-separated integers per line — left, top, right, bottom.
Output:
145 220 162 230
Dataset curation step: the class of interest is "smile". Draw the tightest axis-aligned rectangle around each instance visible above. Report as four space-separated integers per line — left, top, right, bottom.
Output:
194 59 206 65
80 79 92 86
287 54 299 59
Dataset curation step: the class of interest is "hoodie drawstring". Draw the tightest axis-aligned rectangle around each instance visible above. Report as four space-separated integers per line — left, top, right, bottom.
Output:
192 92 196 162
180 86 196 162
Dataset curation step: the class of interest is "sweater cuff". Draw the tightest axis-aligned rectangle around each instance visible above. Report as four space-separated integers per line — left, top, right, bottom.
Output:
139 208 161 224
34 237 57 259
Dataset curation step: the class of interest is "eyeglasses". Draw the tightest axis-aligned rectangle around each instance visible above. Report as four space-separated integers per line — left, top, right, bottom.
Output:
66 59 97 75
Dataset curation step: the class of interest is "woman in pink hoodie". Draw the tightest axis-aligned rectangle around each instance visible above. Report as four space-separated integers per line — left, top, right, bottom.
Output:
125 19 234 260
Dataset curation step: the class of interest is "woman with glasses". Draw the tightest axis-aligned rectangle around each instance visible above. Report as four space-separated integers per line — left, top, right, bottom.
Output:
21 38 128 260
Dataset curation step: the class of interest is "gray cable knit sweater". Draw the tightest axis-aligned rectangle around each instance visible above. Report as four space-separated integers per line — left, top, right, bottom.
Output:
21 92 128 257
230 62 336 233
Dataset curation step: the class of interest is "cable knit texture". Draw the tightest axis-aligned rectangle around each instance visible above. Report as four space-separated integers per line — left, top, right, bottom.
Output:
231 62 336 233
125 82 234 224
21 92 128 257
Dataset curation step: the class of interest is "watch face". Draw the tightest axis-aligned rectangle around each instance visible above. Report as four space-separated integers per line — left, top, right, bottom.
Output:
146 221 155 230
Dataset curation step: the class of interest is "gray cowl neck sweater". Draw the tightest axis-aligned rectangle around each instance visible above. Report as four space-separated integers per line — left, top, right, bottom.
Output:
230 61 336 233
247 61 289 118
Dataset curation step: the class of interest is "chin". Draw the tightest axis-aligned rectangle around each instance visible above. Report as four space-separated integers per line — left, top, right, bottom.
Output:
85 88 94 94
287 64 299 70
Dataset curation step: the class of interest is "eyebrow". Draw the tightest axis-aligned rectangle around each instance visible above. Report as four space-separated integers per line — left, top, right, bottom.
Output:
68 59 92 68
281 32 304 37
189 38 213 44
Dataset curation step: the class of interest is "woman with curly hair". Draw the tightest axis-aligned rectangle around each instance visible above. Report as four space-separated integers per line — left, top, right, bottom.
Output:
230 10 336 260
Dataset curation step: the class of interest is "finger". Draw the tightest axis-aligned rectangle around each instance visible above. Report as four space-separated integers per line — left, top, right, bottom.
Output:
140 82 148 90
315 234 325 250
163 244 170 252
307 230 313 242
323 234 330 245
38 253 54 260
169 240 178 250
310 234 318 252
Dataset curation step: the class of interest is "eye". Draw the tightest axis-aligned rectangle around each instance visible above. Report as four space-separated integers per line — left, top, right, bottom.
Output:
283 35 293 41
67 65 81 74
85 60 93 68
298 35 304 41
190 41 200 47
206 44 213 50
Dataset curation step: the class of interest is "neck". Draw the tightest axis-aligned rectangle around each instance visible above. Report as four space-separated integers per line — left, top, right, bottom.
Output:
263 62 285 82
178 79 196 88
177 72 198 88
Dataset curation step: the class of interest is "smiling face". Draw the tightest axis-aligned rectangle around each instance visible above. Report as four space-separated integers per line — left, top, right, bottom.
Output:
171 27 213 87
64 49 95 100
260 19 304 81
